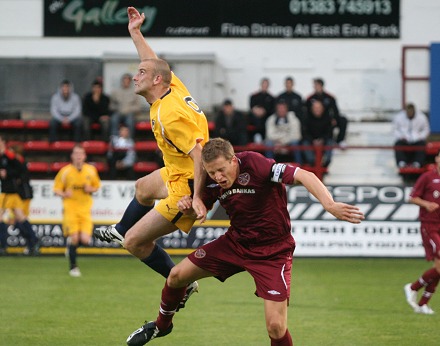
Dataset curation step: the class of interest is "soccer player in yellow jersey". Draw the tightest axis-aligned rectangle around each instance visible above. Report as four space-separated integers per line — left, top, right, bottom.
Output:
94 6 208 305
54 144 101 277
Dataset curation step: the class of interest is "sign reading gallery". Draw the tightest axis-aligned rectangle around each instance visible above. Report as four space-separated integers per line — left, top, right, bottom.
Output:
44 0 400 39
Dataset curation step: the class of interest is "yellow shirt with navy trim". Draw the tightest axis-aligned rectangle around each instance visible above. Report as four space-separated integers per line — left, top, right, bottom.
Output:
53 163 101 212
150 73 209 181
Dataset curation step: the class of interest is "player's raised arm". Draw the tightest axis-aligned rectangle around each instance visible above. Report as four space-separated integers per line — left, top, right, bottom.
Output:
127 7 158 60
294 168 364 223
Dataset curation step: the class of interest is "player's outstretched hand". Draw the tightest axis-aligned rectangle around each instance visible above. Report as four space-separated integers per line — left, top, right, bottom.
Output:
327 202 365 224
192 196 207 224
127 6 145 32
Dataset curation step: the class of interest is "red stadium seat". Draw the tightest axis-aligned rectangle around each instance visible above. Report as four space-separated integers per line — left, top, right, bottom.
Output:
50 162 70 172
89 161 108 173
24 140 50 152
82 140 108 155
25 119 49 130
50 141 76 152
0 119 25 130
27 161 50 173
425 141 440 155
133 161 160 173
134 141 158 152
135 121 151 132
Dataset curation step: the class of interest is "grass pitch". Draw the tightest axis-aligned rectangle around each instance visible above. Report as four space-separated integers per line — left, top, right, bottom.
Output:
0 256 438 346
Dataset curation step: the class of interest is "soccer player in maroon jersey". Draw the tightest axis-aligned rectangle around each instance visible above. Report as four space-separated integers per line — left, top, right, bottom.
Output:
404 150 440 314
126 138 364 346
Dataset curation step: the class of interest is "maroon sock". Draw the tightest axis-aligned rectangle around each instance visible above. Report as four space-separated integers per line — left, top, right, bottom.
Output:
270 329 293 346
411 268 439 291
418 276 440 306
155 282 187 331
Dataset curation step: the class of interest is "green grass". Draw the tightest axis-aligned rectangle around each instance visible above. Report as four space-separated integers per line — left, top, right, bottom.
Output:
0 256 438 346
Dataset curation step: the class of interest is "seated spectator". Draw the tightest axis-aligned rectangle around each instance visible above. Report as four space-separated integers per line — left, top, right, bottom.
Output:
107 125 136 180
248 77 275 143
306 78 348 147
110 73 144 137
82 79 111 140
302 100 334 167
393 103 430 168
214 99 248 146
276 76 304 122
264 99 302 163
49 79 82 143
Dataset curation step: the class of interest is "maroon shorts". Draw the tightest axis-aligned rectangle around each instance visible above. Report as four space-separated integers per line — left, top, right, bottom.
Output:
420 222 440 261
188 231 295 302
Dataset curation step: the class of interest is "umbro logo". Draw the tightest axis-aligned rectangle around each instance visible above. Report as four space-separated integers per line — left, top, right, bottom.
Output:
267 290 281 295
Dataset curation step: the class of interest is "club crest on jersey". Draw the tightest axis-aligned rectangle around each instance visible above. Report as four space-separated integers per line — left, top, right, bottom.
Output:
237 173 250 185
194 248 206 259
151 119 155 131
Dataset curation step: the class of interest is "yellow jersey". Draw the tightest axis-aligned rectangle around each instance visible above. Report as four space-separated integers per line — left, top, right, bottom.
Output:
53 163 101 213
150 73 209 181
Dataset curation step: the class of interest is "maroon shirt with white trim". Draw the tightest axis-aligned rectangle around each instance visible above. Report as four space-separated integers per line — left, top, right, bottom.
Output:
410 168 440 223
203 151 298 248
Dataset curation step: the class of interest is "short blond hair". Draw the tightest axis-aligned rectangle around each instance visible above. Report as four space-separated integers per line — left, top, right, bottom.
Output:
202 138 235 163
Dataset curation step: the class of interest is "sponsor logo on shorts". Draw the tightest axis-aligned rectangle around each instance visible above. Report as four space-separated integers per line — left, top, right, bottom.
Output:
194 248 206 258
237 173 250 185
267 290 281 295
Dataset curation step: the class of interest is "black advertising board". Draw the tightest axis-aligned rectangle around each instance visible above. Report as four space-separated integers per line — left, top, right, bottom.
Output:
44 0 400 38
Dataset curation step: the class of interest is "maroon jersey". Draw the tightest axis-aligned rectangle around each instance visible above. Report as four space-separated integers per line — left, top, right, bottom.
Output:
410 168 440 223
202 151 298 248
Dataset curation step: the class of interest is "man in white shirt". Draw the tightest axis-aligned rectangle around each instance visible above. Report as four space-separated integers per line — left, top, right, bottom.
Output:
393 103 430 168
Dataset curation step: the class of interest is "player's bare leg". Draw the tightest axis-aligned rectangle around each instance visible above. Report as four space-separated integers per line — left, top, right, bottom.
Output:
264 299 293 346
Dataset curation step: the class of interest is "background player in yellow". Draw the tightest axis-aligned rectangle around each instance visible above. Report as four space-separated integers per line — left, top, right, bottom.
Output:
94 6 209 307
54 144 101 277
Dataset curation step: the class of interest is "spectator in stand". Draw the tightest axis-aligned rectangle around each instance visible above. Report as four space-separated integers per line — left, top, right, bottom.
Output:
82 79 111 140
393 103 430 168
306 78 348 148
265 99 302 163
276 76 304 122
302 100 334 168
49 79 82 143
110 73 144 137
107 125 136 180
249 77 275 143
214 99 248 146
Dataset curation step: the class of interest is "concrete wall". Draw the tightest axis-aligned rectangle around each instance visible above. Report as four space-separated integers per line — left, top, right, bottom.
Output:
1 0 439 119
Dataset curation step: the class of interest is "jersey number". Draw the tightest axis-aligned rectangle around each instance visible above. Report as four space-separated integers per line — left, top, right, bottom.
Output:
184 96 203 114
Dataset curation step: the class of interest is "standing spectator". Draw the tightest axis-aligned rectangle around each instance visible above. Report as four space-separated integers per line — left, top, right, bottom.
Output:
306 78 348 147
214 99 248 146
82 79 111 140
302 100 334 167
107 125 136 180
249 77 275 142
53 144 101 277
0 136 38 256
276 76 304 122
393 103 430 168
125 138 364 346
9 144 39 256
49 79 82 143
404 150 440 314
265 99 302 163
110 73 144 137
